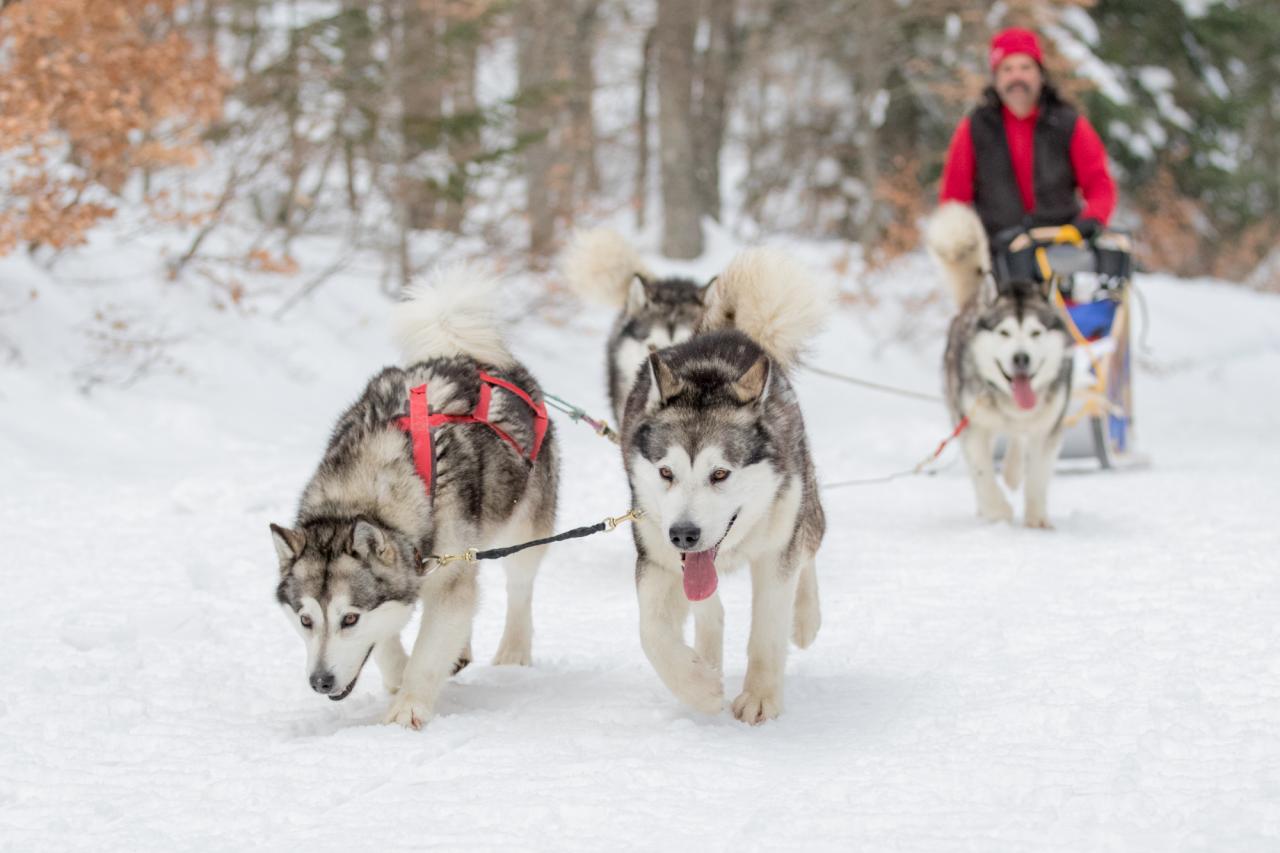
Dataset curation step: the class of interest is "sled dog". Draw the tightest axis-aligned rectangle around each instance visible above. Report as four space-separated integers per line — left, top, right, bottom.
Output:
270 265 558 729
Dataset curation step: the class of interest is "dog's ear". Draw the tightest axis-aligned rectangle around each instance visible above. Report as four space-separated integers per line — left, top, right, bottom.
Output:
351 519 397 564
270 524 305 569
626 273 650 314
646 350 684 409
697 275 718 304
731 354 772 405
979 273 1000 306
696 275 728 333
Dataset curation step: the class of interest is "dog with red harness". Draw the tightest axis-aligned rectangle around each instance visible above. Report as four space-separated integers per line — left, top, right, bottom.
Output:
269 265 558 730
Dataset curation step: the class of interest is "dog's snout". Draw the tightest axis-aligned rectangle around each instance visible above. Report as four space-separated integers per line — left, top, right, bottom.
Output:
1011 351 1030 372
310 670 336 694
669 522 701 550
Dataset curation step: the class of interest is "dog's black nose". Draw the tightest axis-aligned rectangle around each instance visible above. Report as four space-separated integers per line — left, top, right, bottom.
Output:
310 670 336 694
669 523 701 550
1011 351 1030 372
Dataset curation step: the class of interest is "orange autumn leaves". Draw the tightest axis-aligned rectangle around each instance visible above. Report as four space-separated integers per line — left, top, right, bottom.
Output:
0 0 224 254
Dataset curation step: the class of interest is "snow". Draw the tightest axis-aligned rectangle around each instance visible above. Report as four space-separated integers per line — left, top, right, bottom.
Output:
1136 67 1195 133
1203 66 1230 101
1177 0 1223 18
1059 7 1101 48
2 231 1280 851
1043 24 1131 107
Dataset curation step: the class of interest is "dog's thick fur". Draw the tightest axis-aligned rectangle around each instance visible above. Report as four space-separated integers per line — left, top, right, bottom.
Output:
929 203 1073 528
562 228 711 424
270 265 558 729
620 247 829 724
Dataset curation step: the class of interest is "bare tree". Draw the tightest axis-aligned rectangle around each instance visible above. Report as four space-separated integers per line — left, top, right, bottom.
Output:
656 0 701 258
515 0 565 256
693 0 738 223
569 1 602 201
634 25 655 230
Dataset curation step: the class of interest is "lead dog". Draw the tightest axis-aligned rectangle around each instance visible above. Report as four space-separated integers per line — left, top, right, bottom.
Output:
619 248 829 724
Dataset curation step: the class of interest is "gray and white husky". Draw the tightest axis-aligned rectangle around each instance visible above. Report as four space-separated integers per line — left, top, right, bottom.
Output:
620 248 830 724
562 228 712 425
927 203 1073 528
269 266 558 729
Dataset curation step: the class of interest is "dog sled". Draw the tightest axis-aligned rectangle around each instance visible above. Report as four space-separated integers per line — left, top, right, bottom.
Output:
995 224 1138 469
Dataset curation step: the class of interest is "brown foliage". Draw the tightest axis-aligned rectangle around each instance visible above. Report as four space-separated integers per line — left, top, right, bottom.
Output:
867 155 928 270
1211 218 1280 286
1129 165 1280 282
0 0 224 254
1133 168 1210 277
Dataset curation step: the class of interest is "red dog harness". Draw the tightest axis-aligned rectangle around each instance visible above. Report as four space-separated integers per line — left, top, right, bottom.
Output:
395 373 548 496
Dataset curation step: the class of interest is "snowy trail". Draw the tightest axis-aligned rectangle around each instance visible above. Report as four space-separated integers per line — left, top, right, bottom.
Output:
2 264 1278 850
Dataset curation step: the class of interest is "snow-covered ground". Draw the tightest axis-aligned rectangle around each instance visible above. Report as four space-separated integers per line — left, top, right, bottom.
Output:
1 233 1278 851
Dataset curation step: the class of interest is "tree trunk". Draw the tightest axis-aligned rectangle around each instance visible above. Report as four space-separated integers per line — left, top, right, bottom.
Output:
569 1 601 202
515 0 572 257
853 1 889 246
634 26 655 230
694 0 736 223
338 0 375 215
656 0 701 258
397 0 443 231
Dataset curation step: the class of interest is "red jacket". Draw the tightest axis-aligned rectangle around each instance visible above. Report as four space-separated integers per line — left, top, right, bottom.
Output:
939 104 1116 227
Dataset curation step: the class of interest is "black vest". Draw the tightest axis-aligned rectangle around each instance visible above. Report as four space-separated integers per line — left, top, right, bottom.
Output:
969 87 1081 238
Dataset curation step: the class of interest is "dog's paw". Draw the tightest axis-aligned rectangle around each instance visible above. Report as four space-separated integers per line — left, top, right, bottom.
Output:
491 640 531 667
672 656 724 715
451 653 472 676
731 688 782 725
384 693 433 730
978 496 1014 523
1024 513 1054 530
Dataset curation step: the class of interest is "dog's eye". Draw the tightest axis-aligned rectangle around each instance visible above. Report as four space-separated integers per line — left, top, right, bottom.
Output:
658 466 674 482
710 468 731 483
998 329 1012 338
1030 329 1042 338
341 613 360 629
299 614 313 629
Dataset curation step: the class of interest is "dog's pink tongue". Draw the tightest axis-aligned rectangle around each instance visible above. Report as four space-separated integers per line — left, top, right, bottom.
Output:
682 549 718 601
1012 375 1037 410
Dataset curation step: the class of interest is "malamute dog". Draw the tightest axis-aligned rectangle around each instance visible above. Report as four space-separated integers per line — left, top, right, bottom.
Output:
926 203 1073 528
620 248 829 724
269 266 558 729
562 228 712 424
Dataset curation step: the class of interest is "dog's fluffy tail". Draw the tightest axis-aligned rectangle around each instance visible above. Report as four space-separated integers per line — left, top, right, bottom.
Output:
925 202 990 306
391 263 513 368
701 247 831 369
561 228 653 307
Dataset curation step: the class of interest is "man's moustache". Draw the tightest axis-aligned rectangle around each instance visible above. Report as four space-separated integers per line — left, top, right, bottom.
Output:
1004 82 1031 94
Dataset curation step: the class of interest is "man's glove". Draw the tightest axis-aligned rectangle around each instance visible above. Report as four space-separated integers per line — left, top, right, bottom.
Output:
1072 217 1102 239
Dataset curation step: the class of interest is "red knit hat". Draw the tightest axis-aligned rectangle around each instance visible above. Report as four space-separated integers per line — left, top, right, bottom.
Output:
989 28 1043 71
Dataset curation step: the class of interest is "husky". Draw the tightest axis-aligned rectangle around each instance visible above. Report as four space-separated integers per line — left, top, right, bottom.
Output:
562 228 712 424
619 247 829 724
926 202 1073 528
269 265 558 729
